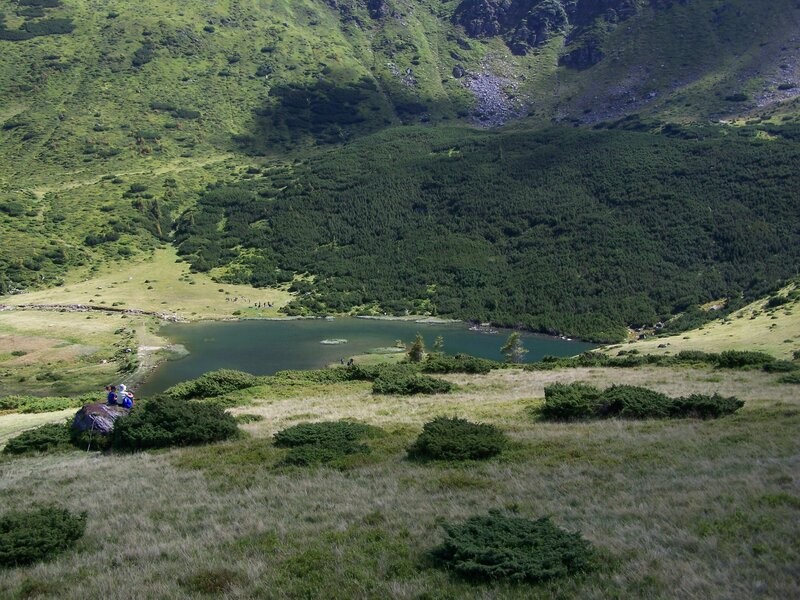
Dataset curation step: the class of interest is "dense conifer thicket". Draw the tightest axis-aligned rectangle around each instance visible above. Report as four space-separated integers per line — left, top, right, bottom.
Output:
110 398 239 450
0 506 86 568
175 124 800 341
431 512 597 582
539 383 744 420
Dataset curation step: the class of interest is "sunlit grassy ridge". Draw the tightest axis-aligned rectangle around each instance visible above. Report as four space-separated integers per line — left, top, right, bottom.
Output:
0 366 798 598
614 281 800 359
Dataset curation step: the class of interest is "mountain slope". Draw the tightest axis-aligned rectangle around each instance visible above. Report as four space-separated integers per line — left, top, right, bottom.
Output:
1 0 798 174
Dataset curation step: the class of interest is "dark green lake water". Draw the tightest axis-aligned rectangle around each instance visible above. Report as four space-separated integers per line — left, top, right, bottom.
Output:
138 318 595 395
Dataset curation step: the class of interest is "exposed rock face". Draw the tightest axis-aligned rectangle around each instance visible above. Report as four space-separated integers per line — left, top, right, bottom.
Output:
454 0 644 58
72 402 129 436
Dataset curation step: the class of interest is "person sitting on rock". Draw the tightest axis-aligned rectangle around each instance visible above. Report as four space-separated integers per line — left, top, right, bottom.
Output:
106 385 118 405
121 391 135 409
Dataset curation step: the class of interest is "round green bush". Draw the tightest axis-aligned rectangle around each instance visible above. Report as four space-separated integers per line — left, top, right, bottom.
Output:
110 398 239 450
279 443 368 467
431 511 597 582
716 350 775 369
2 423 73 456
668 393 745 418
160 369 261 401
779 372 800 384
0 507 86 568
600 385 671 419
422 353 496 374
273 421 378 466
763 360 798 373
539 383 603 420
372 372 453 395
407 417 506 461
273 420 378 448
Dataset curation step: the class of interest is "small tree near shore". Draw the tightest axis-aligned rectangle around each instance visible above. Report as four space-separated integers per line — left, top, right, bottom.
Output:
501 332 528 363
407 333 425 362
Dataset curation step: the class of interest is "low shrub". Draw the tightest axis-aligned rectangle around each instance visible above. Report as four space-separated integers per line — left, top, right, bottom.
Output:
279 443 368 467
540 383 743 420
725 93 749 102
601 385 671 419
421 353 497 374
272 368 357 384
668 394 744 419
674 350 719 364
2 423 73 456
161 369 261 401
273 420 379 467
0 395 90 414
150 101 176 112
539 383 603 420
407 417 506 461
779 372 800 384
372 371 452 395
0 507 86 568
765 296 790 309
762 360 798 373
173 108 201 120
273 420 378 448
431 511 597 582
716 350 775 369
110 398 239 450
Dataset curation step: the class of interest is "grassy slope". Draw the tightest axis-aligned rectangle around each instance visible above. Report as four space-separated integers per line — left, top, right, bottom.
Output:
2 246 292 319
611 283 800 359
0 310 131 396
0 366 798 599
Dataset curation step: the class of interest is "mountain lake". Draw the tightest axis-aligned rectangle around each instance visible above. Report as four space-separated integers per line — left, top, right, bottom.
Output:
137 318 597 395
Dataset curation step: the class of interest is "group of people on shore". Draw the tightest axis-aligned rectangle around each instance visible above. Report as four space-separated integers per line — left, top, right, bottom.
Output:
105 384 135 409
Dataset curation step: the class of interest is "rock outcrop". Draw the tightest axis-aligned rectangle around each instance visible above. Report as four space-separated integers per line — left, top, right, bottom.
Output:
72 403 129 436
